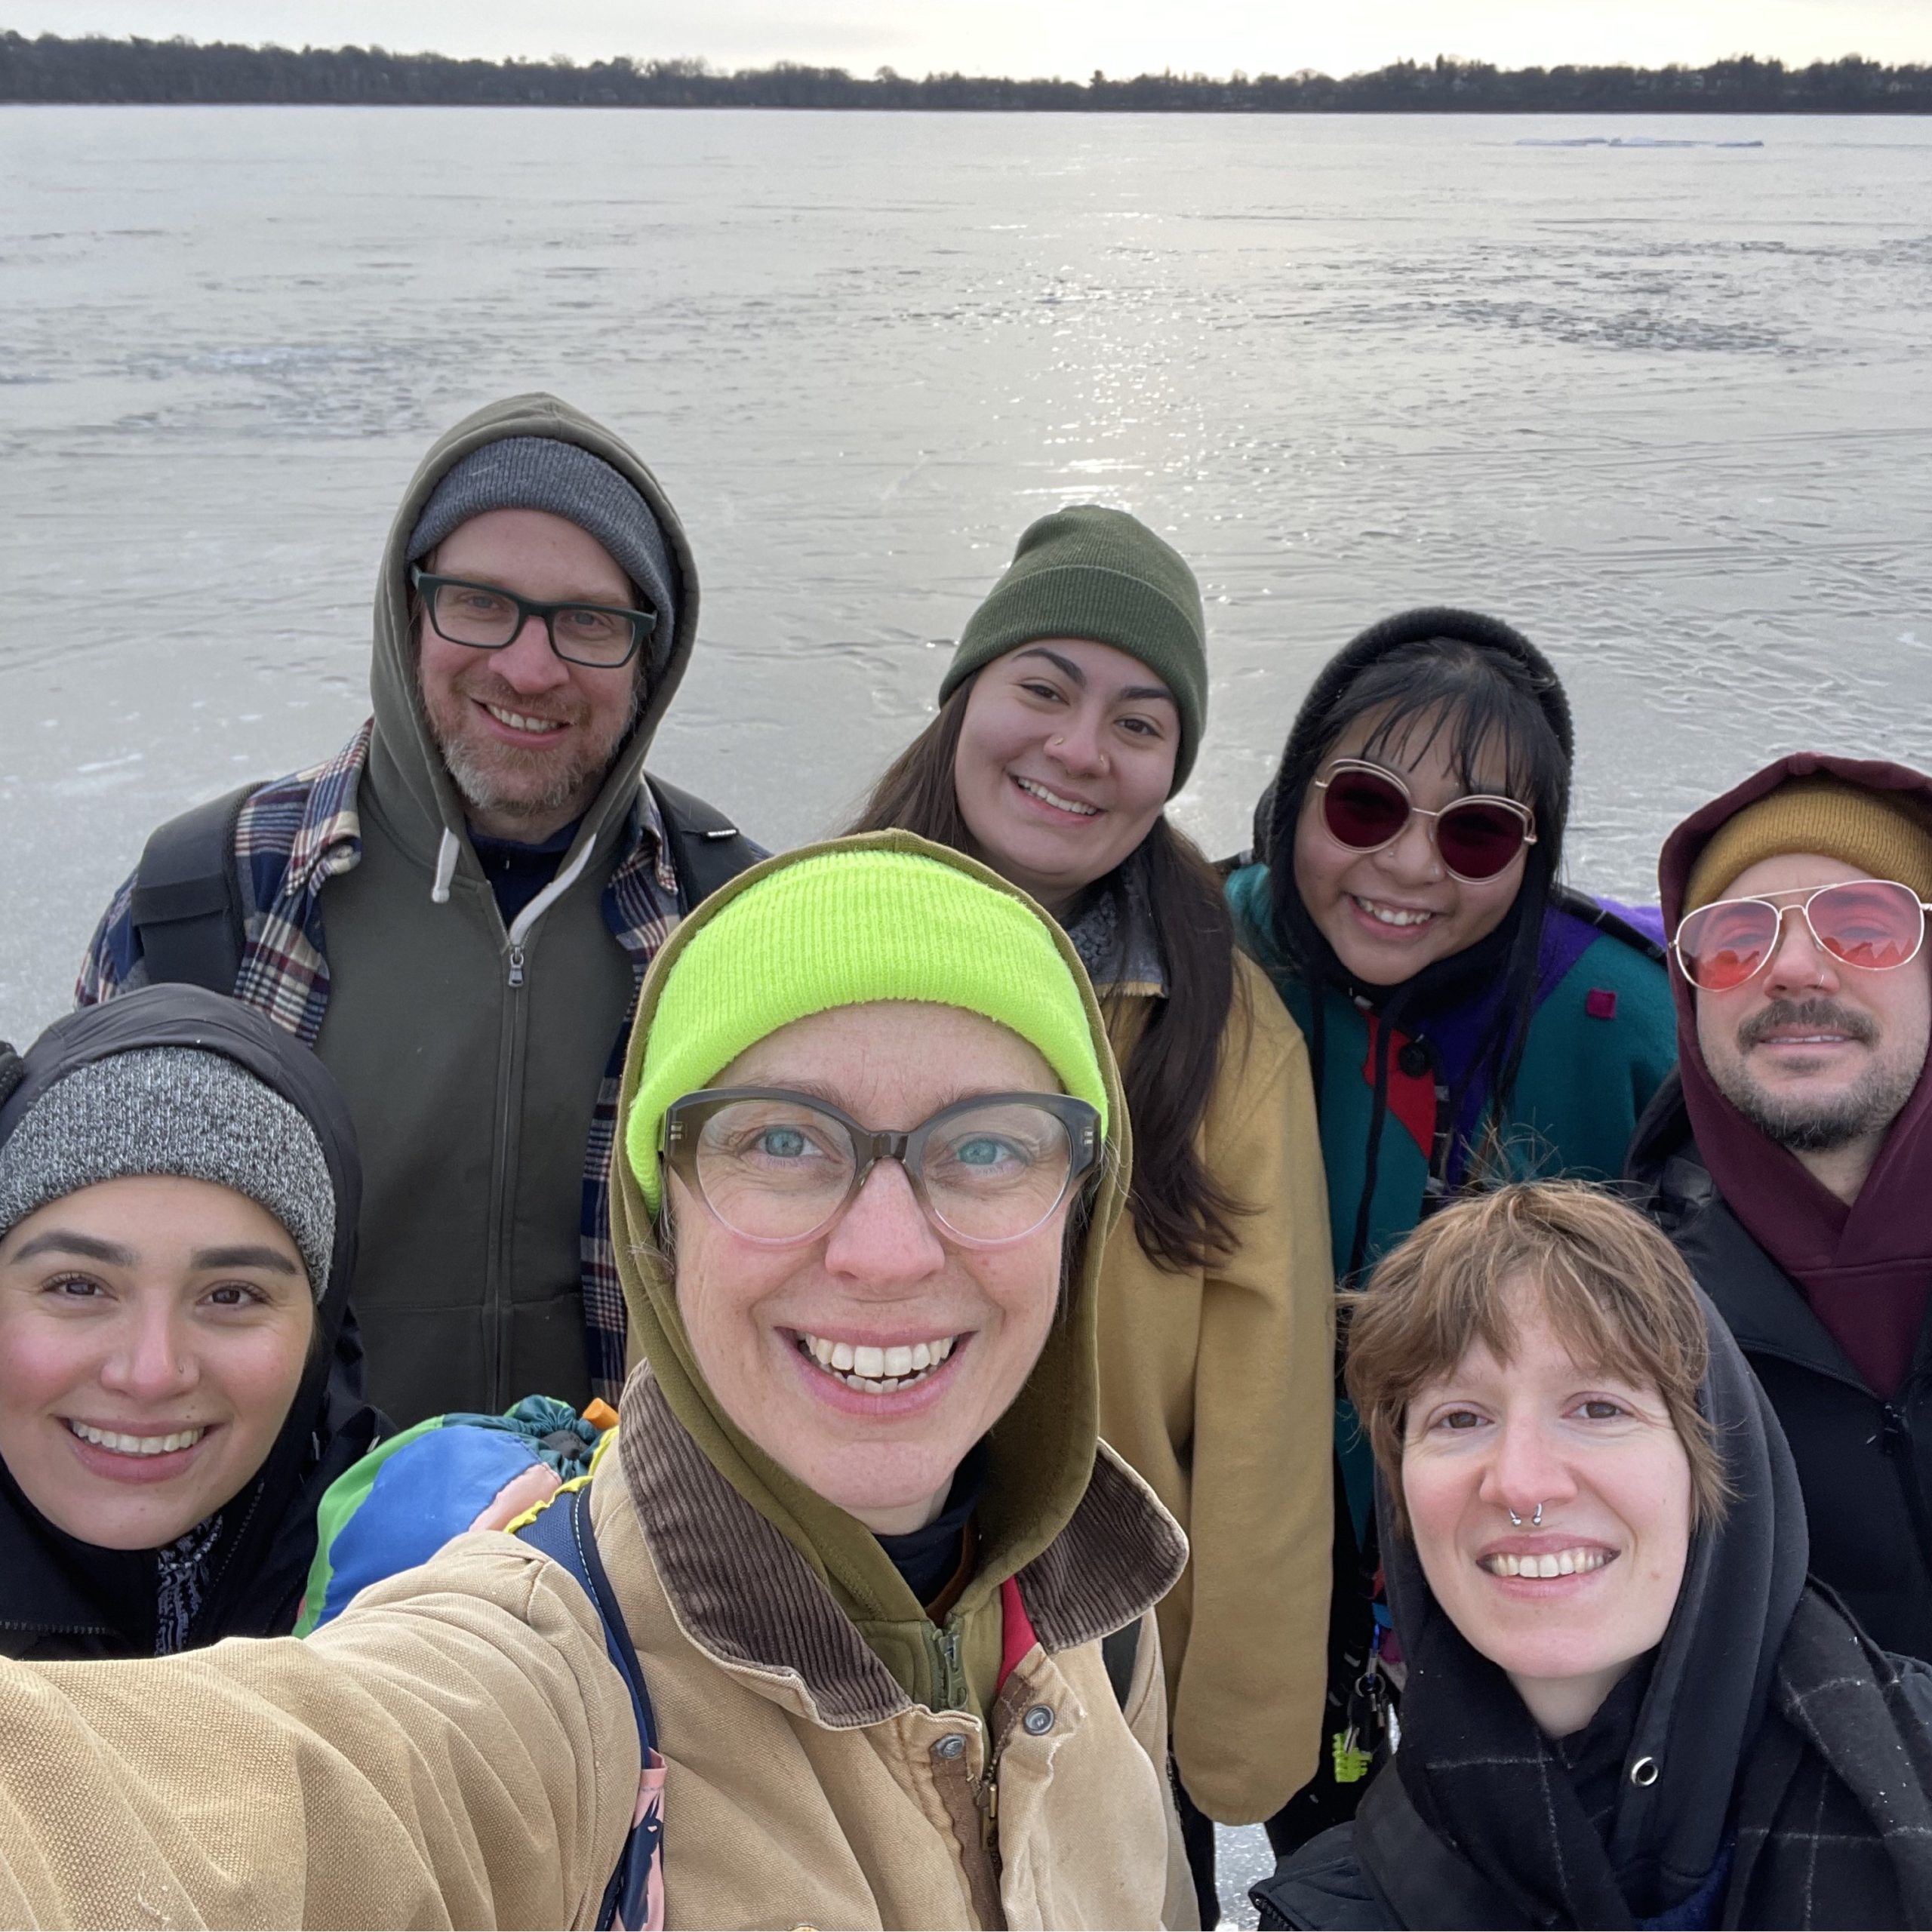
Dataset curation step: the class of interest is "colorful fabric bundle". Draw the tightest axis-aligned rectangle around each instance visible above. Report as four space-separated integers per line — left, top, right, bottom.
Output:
297 1395 617 1636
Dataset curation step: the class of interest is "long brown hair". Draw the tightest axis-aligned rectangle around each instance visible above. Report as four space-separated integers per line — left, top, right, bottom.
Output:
848 679 1246 1272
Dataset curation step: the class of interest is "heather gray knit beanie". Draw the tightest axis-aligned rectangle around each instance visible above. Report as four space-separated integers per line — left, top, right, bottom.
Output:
407 435 678 649
0 1048 335 1298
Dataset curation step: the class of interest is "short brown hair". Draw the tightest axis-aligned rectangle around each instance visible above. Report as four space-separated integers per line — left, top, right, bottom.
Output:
1344 1181 1730 1537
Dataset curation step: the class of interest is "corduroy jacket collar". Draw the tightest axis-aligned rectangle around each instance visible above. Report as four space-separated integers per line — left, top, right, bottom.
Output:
617 1367 1185 1730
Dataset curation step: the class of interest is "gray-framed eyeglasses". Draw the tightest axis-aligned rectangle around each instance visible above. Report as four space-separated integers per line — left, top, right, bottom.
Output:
410 565 657 669
661 1088 1103 1249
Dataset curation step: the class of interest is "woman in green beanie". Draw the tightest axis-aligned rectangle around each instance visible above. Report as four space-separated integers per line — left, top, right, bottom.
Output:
852 506 1337 1918
0 833 1197 1930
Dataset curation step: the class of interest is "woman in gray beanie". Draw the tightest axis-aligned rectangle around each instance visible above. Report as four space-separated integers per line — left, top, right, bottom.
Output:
0 984 381 1657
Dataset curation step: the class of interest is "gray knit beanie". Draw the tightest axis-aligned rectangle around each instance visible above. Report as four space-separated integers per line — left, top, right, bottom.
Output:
0 1048 336 1298
408 435 678 650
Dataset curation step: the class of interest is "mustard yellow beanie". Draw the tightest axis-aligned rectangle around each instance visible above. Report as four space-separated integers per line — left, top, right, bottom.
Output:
623 844 1109 1212
1684 777 1932 913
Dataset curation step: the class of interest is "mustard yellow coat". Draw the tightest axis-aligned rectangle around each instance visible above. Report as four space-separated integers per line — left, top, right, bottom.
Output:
1094 951 1336 1824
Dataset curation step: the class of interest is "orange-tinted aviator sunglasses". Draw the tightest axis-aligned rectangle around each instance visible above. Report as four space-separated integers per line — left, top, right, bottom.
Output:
1672 879 1932 992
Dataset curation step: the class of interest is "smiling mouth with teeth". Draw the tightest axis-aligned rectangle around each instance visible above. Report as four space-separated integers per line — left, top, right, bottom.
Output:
484 702 567 736
1480 1546 1616 1580
1352 895 1436 928
795 1332 959 1395
1014 776 1100 817
67 1420 208 1458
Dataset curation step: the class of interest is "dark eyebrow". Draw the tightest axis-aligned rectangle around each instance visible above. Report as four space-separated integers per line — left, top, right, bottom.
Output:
191 1244 300 1276
1015 647 1087 686
9 1230 137 1267
1012 648 1174 709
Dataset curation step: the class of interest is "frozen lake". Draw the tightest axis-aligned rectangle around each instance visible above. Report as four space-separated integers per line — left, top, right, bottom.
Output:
3 100 1932 1920
5 107 1932 1051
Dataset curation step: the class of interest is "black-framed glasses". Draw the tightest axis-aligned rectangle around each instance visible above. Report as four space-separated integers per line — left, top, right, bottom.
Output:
1312 758 1537 884
410 565 657 669
662 1088 1103 1249
1672 879 1932 992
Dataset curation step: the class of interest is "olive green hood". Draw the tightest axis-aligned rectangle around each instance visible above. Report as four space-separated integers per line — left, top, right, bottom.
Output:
365 391 699 880
608 831 1131 1709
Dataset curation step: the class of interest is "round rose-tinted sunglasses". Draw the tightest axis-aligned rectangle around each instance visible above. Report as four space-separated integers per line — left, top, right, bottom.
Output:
1312 759 1538 883
1672 879 1932 992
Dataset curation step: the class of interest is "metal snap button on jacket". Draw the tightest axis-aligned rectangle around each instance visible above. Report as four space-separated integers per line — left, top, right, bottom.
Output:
934 1733 969 1760
1022 1704 1055 1735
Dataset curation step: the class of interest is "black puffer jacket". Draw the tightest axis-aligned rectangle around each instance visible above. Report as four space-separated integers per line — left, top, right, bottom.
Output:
0 986 384 1658
1629 1072 1932 1665
1253 1295 1932 1930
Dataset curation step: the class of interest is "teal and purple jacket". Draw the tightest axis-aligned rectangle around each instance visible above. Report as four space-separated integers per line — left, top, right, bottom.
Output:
1226 863 1677 1533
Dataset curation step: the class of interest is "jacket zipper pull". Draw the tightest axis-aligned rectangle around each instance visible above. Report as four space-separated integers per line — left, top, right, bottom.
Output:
507 944 525 989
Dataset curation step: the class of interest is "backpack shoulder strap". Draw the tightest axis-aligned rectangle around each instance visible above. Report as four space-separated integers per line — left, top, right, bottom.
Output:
516 1484 658 1756
517 1485 664 1930
645 774 767 915
129 781 260 993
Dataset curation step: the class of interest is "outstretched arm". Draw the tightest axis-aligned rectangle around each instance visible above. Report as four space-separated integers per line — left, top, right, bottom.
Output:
0 1537 638 1929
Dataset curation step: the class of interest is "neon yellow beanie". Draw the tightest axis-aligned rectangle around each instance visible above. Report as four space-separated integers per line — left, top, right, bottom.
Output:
624 843 1109 1212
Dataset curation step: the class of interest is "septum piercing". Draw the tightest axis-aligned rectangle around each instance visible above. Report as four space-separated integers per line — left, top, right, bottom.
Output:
1507 1503 1545 1528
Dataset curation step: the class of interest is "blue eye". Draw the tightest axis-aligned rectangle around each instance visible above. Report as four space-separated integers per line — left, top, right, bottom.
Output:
757 1127 809 1160
954 1136 1016 1168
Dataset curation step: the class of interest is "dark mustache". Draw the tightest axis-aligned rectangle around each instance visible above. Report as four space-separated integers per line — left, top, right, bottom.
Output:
1737 998 1878 1049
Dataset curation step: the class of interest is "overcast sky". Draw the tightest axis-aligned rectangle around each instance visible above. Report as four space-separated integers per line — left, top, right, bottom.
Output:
14 0 1932 75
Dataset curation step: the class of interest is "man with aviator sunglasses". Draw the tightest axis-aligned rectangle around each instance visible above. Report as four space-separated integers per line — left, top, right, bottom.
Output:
1629 753 1932 1663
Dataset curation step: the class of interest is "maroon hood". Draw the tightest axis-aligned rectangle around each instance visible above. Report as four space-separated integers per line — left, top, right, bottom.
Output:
1660 751 1932 1398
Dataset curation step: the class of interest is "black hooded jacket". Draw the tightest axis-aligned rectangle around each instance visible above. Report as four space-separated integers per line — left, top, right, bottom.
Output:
1253 1297 1932 1930
0 986 383 1659
1629 1075 1932 1665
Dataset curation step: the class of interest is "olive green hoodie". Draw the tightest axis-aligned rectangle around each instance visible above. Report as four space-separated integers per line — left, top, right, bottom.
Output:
314 393 700 1424
607 830 1175 1720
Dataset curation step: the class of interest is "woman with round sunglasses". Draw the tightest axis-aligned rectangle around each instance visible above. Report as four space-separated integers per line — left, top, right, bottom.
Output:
849 506 1337 1911
1629 754 1932 1666
1224 608 1677 1850
0 835 1198 1929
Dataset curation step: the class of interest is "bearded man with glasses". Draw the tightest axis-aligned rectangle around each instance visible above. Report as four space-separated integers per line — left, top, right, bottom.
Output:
75 396 762 1427
1629 754 1932 1662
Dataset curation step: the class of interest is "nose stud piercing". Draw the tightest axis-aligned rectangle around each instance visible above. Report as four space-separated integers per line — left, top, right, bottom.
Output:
1507 1503 1545 1528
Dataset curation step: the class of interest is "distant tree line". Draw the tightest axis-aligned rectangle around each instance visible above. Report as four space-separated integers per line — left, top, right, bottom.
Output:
3 33 1930 112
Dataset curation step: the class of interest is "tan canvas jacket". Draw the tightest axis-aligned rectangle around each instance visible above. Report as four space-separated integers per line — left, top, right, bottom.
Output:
596 1371 1196 1930
0 1536 638 1928
0 1378 1194 1930
1094 950 1336 1824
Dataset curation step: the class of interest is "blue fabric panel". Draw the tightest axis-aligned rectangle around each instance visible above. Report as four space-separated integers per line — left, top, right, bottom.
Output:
315 1428 542 1627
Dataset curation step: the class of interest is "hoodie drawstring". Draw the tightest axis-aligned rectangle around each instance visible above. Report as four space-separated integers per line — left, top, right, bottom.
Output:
430 827 460 905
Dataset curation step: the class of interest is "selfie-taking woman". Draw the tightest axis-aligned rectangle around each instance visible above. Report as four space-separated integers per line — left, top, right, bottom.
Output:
1224 609 1677 1844
1254 1181 1932 1930
851 506 1337 1886
0 835 1196 1930
0 984 379 1657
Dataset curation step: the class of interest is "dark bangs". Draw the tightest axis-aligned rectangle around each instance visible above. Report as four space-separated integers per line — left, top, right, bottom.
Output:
1334 638 1570 863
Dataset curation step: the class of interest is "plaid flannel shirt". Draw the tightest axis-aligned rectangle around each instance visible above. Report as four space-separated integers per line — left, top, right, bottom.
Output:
77 720 681 1401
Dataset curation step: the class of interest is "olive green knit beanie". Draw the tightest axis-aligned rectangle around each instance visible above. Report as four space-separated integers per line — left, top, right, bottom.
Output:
940 505 1208 793
624 841 1110 1213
